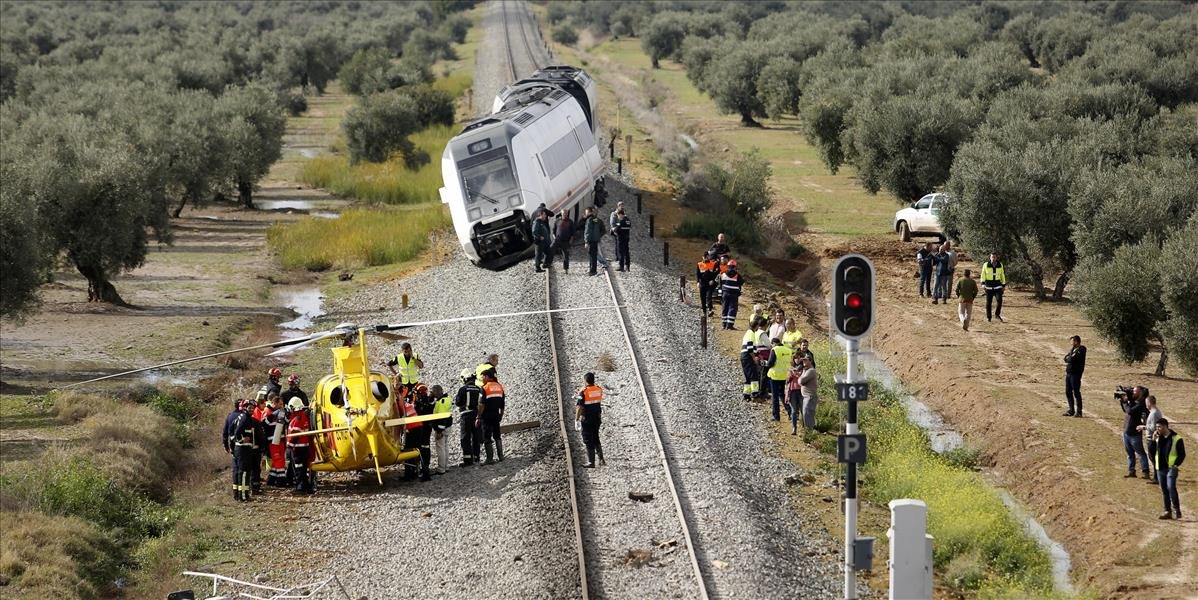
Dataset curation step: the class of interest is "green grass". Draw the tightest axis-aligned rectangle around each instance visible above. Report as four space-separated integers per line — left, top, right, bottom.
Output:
805 344 1058 596
267 205 450 271
297 124 455 205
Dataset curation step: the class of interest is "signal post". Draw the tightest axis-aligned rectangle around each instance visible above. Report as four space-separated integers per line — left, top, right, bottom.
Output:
830 254 876 600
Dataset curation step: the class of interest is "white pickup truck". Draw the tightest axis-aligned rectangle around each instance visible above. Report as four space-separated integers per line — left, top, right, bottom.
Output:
893 192 948 242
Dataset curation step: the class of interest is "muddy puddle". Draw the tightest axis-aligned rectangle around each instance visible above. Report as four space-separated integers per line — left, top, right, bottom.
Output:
840 337 1074 593
275 286 325 338
255 198 346 219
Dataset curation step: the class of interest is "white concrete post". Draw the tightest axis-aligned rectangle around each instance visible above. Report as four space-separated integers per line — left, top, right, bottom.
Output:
888 499 933 600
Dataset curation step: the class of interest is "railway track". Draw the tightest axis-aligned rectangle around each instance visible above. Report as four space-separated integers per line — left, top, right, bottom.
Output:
546 265 710 599
500 0 542 82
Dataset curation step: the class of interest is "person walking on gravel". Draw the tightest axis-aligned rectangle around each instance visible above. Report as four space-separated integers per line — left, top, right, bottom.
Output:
612 206 632 272
709 233 730 260
696 251 719 317
1063 335 1086 417
576 372 606 468
1154 418 1185 519
583 206 606 276
955 269 978 331
720 260 744 329
981 253 1007 322
532 209 553 272
479 369 506 464
554 211 575 273
740 320 762 400
430 385 453 475
916 242 934 298
455 368 484 466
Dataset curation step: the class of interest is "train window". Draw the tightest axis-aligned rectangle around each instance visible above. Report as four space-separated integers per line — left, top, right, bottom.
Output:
468 139 492 155
461 156 518 207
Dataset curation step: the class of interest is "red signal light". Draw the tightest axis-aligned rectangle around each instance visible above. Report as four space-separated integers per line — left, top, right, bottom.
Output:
846 293 863 309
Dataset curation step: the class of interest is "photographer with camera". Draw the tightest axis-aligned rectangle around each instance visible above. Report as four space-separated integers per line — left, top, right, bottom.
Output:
1118 385 1152 480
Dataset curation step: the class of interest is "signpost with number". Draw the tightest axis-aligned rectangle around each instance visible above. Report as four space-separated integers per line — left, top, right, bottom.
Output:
831 254 876 600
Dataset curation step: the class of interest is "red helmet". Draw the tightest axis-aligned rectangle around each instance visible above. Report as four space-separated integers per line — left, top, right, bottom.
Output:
268 367 282 380
727 260 738 268
413 383 429 397
287 374 300 386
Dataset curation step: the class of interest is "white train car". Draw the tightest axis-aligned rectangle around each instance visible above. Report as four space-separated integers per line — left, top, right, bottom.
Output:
441 66 605 267
492 66 598 135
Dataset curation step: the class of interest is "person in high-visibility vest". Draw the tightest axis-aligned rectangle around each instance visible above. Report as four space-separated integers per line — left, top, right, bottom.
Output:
575 372 606 468
739 320 762 400
764 338 795 422
696 252 719 317
755 317 772 400
430 384 453 475
387 343 424 386
403 384 434 482
285 397 314 494
478 369 506 464
980 253 1007 322
476 353 499 382
720 261 744 330
781 318 803 347
455 368 483 466
1154 418 1185 520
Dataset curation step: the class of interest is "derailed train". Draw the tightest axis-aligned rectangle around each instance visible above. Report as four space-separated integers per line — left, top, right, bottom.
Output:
440 66 606 267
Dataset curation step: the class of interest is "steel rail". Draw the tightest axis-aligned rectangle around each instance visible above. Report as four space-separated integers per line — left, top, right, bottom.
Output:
500 1 518 82
515 1 542 70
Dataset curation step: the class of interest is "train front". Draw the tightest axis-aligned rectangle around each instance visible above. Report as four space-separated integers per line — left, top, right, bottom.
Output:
439 120 533 268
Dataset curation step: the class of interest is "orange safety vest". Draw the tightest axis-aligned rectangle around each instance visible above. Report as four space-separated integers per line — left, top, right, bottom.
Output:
402 396 420 430
483 381 505 400
698 260 717 273
581 385 603 405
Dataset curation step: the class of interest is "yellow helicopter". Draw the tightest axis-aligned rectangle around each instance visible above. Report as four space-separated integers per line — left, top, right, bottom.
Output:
64 306 615 484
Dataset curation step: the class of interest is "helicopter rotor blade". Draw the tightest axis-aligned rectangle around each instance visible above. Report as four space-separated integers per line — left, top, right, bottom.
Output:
264 330 346 357
374 331 409 342
372 304 622 334
61 327 352 390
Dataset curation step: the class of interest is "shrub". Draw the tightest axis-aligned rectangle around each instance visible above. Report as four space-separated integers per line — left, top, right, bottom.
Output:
552 25 579 46
283 89 307 116
0 510 122 600
267 206 451 271
404 84 455 128
299 124 455 204
675 213 763 255
343 89 425 165
708 149 773 221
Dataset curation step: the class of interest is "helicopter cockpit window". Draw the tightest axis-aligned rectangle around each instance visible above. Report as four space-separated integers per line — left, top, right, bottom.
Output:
330 386 347 407
370 381 389 402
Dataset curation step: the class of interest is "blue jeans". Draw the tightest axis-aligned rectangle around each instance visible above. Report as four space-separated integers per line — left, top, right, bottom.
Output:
770 379 786 421
1065 373 1083 414
933 271 951 300
1159 467 1181 514
1124 432 1149 474
919 267 933 296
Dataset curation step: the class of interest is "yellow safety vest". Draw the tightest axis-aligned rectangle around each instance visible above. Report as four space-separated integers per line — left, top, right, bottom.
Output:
1156 434 1183 469
395 353 420 384
740 329 757 356
782 330 803 347
981 262 1006 286
767 345 795 380
433 395 452 414
476 362 495 382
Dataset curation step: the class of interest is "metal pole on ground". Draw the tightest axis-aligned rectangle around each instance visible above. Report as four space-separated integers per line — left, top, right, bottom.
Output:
844 338 859 600
664 241 670 266
649 214 655 238
700 314 707 348
636 192 643 214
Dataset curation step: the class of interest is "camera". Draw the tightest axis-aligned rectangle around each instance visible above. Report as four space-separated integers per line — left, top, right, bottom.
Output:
1114 385 1131 400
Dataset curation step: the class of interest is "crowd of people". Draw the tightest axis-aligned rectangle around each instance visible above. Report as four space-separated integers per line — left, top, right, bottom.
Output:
222 368 314 501
737 307 818 436
1112 383 1186 520
915 243 1007 330
530 201 634 275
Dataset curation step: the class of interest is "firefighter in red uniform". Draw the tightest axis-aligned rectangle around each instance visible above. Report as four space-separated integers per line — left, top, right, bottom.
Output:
478 369 506 464
403 384 434 481
264 395 289 487
575 372 606 468
286 398 314 494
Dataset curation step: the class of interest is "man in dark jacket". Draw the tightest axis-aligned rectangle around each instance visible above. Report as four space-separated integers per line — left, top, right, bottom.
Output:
1063 335 1086 417
532 210 552 272
1154 418 1185 519
553 212 575 273
454 368 483 466
916 242 934 297
583 207 606 276
696 251 719 317
709 233 730 260
223 400 255 501
612 207 632 272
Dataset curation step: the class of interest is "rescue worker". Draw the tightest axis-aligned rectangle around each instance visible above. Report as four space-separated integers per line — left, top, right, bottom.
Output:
281 374 309 407
430 384 453 475
247 397 267 494
285 397 314 494
739 320 762 400
554 211 575 273
532 209 553 272
583 206 606 276
755 317 772 400
256 367 283 404
264 396 289 487
478 369 506 464
765 338 795 422
720 260 744 329
476 353 499 382
387 342 424 389
455 368 484 465
404 384 434 482
223 399 254 501
612 206 632 272
576 372 606 468
696 251 719 317
981 252 1007 322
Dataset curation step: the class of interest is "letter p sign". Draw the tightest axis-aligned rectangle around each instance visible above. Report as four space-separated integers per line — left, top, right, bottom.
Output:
837 434 867 464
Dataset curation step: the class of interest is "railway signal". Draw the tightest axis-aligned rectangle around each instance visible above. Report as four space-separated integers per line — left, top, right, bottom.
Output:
830 254 875 340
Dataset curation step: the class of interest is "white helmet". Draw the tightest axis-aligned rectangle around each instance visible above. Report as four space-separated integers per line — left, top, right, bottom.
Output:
287 398 305 412
460 367 475 384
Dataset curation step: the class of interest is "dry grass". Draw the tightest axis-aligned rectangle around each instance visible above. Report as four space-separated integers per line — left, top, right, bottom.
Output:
597 352 617 372
0 511 120 600
267 205 450 271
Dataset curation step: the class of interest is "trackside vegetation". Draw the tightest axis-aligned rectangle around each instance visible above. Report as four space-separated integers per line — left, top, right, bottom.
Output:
267 206 451 272
803 345 1060 597
551 1 1198 376
0 1 475 316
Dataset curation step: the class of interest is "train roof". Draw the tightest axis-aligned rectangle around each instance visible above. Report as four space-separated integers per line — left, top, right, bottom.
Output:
461 84 574 134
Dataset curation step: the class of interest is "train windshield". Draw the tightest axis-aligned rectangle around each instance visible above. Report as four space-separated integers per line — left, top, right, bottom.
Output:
461 156 517 208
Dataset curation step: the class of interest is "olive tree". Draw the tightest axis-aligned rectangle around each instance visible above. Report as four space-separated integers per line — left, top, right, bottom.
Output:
757 56 802 119
641 12 686 68
343 89 423 165
216 83 286 209
705 43 768 126
0 185 47 318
